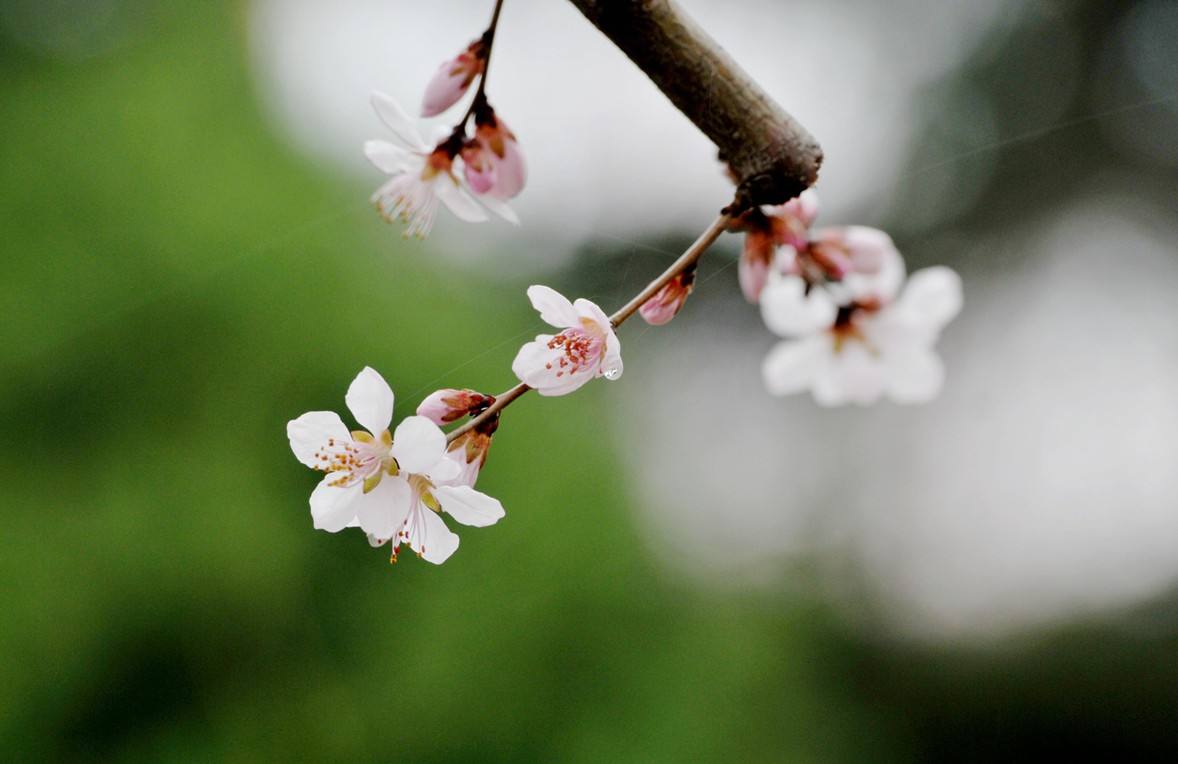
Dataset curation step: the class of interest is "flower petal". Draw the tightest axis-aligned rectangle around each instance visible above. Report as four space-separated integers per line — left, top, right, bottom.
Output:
835 231 906 304
435 179 489 223
526 285 580 328
354 475 412 540
488 137 527 199
813 343 885 407
435 485 505 527
370 91 428 152
477 194 520 225
573 297 612 333
287 411 350 468
345 367 394 435
601 330 623 380
760 274 838 337
309 473 362 532
739 231 776 303
762 336 828 397
391 415 446 474
403 506 460 564
363 140 414 174
427 455 462 484
896 266 963 331
884 346 945 404
421 60 474 117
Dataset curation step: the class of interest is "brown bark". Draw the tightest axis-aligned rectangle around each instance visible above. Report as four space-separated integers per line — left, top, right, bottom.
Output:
567 0 822 211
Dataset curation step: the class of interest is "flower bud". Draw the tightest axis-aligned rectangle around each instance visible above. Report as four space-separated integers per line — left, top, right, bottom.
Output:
639 269 696 326
416 389 494 426
739 218 776 303
474 112 526 199
461 140 496 194
444 415 498 487
421 41 485 117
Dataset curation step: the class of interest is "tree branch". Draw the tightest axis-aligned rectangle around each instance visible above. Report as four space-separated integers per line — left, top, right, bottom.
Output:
567 0 822 211
445 210 731 444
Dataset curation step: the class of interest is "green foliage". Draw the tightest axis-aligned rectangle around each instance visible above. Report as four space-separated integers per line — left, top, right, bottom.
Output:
0 3 880 759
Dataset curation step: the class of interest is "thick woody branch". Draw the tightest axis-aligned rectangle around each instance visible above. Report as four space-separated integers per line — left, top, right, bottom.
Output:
567 0 822 211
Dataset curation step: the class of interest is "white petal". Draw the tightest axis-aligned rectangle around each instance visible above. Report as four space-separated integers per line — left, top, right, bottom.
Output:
601 330 623 381
840 239 906 304
403 506 460 564
885 346 945 404
427 456 462 484
526 285 579 328
814 344 885 406
391 415 446 474
363 139 414 174
435 485 505 528
477 194 520 225
370 91 428 152
762 336 828 396
354 476 413 539
573 297 612 333
345 367 394 435
896 266 963 331
760 274 838 337
287 411 350 468
435 179 489 223
309 473 362 532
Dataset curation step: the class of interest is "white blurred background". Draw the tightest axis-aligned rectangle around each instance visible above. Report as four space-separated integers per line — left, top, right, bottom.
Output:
248 0 1178 638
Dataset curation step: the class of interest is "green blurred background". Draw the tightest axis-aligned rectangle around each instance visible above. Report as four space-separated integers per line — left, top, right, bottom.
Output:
3 0 1178 760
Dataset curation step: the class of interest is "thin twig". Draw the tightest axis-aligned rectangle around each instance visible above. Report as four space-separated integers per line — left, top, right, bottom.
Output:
460 0 507 127
445 210 731 444
607 213 728 327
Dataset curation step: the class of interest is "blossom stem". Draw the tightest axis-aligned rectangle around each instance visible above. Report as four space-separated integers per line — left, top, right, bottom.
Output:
444 209 731 444
461 0 507 127
606 213 729 327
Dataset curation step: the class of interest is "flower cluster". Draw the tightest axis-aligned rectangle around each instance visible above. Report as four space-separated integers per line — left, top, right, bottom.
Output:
366 21 526 238
288 368 505 564
731 192 963 405
287 1 967 569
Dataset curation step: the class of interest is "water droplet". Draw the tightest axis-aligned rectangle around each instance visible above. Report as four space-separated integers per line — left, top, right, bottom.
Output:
603 367 621 380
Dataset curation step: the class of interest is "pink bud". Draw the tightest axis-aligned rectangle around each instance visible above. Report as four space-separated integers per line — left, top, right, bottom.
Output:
420 42 485 117
461 141 496 195
474 116 527 199
416 389 494 426
639 271 695 326
445 421 496 487
739 228 776 303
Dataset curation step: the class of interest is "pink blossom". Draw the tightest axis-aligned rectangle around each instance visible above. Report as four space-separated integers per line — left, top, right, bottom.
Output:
286 368 506 564
365 92 488 237
421 41 485 117
639 270 695 326
511 286 622 396
761 262 963 406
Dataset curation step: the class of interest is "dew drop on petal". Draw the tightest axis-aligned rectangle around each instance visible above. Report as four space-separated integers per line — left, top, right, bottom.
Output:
603 368 621 380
